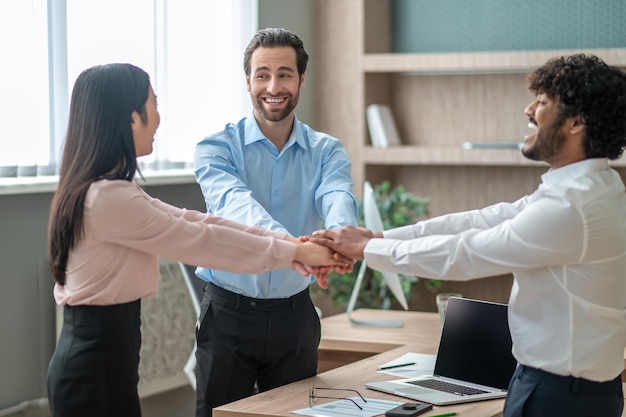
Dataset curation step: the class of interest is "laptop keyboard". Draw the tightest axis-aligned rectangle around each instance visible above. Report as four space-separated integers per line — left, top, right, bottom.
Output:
407 379 488 396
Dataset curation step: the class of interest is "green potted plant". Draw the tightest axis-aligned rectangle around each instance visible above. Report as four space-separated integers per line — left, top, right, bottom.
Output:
313 181 440 310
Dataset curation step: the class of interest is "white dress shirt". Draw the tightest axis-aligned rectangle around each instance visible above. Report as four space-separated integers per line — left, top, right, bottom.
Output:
365 158 626 381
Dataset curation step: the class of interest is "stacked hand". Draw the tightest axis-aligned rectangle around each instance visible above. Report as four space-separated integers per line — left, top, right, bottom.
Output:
310 226 378 259
290 226 382 289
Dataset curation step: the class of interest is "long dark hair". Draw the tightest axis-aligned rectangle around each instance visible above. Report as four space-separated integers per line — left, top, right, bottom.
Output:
48 63 150 284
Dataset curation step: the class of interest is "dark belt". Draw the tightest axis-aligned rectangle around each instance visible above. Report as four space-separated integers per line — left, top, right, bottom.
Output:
518 364 622 395
63 299 141 324
203 282 311 312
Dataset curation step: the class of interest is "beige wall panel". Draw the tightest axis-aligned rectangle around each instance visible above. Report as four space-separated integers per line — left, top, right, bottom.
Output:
392 74 534 146
393 165 546 216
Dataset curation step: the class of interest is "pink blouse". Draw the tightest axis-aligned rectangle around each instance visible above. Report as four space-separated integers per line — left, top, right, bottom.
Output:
54 179 296 305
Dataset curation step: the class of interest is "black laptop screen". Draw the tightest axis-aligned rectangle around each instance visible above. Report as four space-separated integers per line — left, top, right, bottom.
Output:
433 297 517 390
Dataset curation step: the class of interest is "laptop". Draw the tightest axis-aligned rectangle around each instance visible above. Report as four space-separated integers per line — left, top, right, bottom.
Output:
365 297 518 405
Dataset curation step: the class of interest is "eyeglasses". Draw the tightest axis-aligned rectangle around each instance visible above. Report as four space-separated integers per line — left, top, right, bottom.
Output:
308 385 367 410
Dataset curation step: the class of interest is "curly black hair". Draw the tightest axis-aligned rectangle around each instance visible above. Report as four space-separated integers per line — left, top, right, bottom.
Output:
528 54 626 160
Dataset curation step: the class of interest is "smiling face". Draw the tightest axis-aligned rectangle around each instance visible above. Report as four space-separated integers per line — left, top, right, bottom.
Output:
132 86 160 157
246 46 304 123
522 93 569 164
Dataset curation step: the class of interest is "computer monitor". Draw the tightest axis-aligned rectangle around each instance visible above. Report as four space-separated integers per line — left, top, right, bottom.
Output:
346 181 408 327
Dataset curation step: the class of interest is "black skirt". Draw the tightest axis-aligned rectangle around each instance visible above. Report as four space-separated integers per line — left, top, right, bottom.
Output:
47 299 142 417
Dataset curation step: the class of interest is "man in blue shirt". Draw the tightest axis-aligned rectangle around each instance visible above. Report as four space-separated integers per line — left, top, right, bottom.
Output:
193 28 358 417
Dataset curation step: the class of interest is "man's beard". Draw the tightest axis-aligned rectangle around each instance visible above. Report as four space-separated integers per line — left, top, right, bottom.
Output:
253 91 299 122
522 115 567 162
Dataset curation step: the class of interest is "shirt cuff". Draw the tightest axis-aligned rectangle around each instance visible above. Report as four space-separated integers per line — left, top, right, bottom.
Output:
363 238 394 272
383 224 416 240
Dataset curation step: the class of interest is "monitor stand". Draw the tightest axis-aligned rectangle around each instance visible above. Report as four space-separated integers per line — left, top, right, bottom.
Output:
346 260 403 328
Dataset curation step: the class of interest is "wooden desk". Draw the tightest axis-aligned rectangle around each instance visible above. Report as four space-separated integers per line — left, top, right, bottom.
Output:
318 309 442 372
214 309 505 417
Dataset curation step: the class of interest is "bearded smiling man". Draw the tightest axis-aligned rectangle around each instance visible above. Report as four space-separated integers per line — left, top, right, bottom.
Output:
311 54 626 417
192 28 358 417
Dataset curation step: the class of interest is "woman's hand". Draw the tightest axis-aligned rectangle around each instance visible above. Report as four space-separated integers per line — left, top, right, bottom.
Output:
294 241 346 267
286 235 356 289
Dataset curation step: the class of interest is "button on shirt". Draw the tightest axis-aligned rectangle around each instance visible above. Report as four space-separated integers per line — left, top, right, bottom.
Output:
365 158 626 381
194 114 358 298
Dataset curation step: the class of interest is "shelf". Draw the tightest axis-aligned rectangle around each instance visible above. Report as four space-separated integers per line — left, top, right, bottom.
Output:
363 48 626 74
316 0 626 209
362 146 626 168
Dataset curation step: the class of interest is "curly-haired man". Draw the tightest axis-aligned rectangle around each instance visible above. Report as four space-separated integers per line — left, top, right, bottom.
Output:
312 54 626 417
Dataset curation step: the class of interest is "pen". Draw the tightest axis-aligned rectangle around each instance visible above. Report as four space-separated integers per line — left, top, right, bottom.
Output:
428 413 457 417
377 362 416 370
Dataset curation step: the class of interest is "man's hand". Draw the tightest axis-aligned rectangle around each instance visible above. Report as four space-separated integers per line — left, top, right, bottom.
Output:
309 226 374 260
309 266 330 289
290 262 330 289
290 261 310 277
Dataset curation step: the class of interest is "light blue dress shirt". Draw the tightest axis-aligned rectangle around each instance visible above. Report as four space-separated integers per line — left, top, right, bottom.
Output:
193 113 358 298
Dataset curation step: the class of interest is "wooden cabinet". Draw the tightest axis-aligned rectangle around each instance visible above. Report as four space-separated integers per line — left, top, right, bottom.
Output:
313 0 626 307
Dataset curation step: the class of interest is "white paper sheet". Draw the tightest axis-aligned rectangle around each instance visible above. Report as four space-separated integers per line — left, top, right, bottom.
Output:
291 397 402 417
376 352 436 378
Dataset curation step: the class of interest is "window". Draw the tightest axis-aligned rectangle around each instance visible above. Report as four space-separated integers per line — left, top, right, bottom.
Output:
0 0 50 168
0 0 256 175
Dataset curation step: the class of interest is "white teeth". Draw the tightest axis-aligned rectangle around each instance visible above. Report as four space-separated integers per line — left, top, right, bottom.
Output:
266 98 283 103
528 122 537 129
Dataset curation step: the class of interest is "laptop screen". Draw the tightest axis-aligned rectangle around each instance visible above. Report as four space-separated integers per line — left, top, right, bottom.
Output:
434 297 517 390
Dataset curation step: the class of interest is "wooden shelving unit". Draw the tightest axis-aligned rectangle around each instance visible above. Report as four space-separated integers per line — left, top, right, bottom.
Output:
314 0 626 208
313 0 626 307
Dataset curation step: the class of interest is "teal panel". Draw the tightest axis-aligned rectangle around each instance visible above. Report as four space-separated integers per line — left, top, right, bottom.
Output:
391 0 626 53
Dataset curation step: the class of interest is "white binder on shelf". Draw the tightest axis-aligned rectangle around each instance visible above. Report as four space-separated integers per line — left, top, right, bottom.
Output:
346 181 408 328
366 104 402 148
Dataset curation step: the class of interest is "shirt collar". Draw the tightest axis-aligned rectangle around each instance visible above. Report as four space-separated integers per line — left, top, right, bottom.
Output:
542 158 609 184
243 112 306 150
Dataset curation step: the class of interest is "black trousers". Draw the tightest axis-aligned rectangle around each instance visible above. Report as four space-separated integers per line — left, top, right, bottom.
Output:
47 300 142 417
503 365 624 417
195 283 320 417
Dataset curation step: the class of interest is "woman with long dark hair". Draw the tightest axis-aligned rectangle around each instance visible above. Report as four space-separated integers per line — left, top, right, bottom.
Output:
46 63 340 417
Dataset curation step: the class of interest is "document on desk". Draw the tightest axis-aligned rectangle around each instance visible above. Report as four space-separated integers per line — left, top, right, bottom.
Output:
377 352 436 378
291 397 402 417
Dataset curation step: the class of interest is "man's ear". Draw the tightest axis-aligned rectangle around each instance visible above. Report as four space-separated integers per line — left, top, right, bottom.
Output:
570 115 585 135
245 76 251 92
300 73 306 90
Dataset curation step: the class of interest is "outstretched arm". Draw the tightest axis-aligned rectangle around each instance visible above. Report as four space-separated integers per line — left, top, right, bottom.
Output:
194 133 289 233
